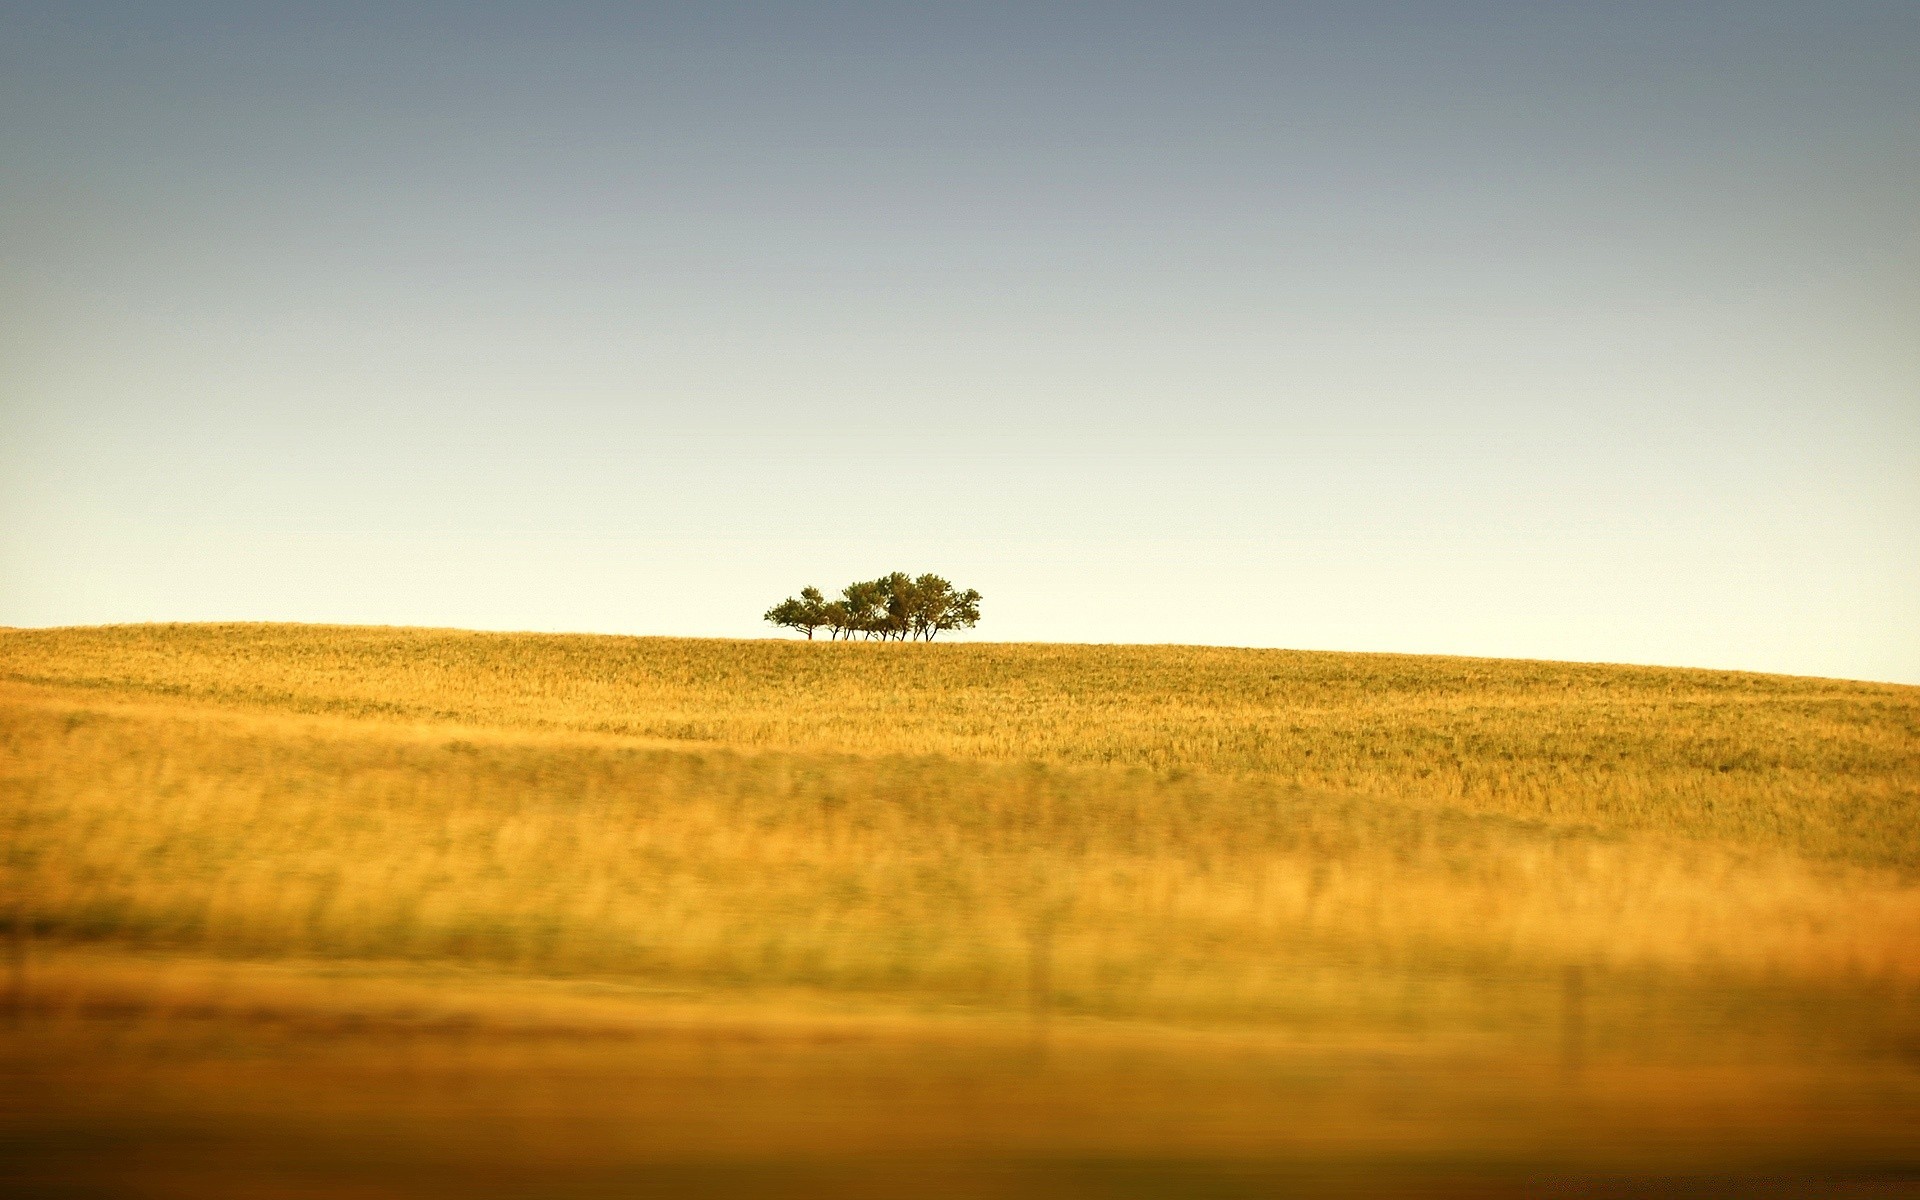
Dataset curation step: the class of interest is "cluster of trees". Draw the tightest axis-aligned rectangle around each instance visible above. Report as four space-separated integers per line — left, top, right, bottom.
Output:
765 573 982 641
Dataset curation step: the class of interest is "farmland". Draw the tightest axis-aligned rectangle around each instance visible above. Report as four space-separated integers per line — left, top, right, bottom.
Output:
2 624 1917 1196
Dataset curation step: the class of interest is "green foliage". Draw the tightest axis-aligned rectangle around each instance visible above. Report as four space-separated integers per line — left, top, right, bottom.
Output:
768 573 983 641
763 586 829 639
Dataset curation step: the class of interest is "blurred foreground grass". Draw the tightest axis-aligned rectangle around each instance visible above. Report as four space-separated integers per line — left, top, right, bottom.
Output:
2 624 1917 1196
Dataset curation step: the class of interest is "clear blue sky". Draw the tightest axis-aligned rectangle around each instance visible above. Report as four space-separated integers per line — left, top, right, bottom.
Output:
3 2 1916 681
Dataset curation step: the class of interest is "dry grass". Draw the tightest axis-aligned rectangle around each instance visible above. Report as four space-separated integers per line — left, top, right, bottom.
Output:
6 622 1914 866
1 623 1917 1196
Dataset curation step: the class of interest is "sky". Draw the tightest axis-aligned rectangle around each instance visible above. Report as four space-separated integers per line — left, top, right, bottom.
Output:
2 2 1916 681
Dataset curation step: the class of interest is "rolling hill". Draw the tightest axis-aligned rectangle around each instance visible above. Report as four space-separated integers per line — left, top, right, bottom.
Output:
2 624 1916 1196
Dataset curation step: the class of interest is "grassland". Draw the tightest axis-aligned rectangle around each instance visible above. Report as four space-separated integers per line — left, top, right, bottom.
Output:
2 623 1917 1197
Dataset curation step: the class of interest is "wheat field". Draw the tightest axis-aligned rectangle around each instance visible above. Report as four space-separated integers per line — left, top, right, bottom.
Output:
2 623 1917 1197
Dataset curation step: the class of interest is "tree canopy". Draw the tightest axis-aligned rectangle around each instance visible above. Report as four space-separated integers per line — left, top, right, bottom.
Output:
765 574 982 641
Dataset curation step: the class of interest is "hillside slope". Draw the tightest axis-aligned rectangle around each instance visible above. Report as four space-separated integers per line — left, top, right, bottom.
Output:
2 624 1916 1196
5 622 1915 863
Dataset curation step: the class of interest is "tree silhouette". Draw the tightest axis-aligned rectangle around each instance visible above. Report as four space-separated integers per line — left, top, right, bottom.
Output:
762 586 828 639
841 579 887 639
765 574 982 641
903 574 980 641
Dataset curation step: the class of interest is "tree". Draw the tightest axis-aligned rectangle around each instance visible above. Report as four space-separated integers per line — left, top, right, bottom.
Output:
815 599 845 640
763 586 828 639
879 571 916 641
908 575 980 641
840 579 887 640
765 573 983 641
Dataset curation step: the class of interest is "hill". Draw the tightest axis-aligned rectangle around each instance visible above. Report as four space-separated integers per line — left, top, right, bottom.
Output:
2 624 1916 1196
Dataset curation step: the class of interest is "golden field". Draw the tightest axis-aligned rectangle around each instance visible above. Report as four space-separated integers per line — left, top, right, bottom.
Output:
2 623 1917 1196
